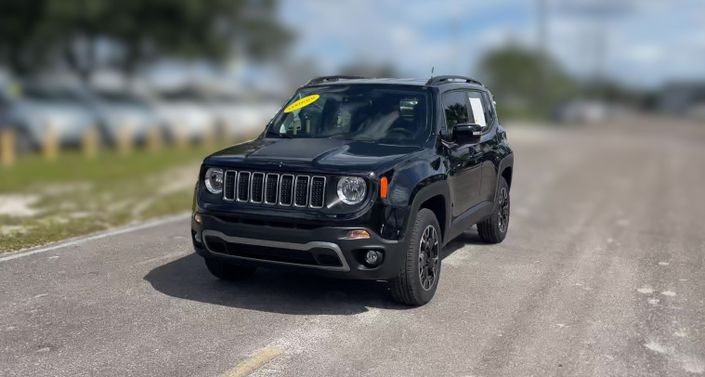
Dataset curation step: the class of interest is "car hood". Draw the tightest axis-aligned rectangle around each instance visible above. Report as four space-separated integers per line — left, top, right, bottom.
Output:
205 137 423 173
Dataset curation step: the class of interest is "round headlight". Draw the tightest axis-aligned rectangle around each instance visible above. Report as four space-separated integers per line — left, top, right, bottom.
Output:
204 168 224 194
337 176 367 205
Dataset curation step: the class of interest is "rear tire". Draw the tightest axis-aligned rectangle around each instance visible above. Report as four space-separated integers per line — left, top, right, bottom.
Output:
477 176 510 244
390 208 442 306
204 257 256 281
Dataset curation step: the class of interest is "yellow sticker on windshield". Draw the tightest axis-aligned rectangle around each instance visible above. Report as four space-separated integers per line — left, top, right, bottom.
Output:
284 94 320 113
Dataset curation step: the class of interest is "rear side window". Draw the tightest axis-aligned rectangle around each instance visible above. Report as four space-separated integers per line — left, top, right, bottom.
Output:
481 92 496 126
441 91 469 130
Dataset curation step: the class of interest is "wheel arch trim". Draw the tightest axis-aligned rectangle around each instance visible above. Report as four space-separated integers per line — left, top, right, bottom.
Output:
494 153 514 204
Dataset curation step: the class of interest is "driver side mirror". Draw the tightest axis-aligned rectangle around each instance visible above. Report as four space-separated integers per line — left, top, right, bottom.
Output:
452 123 483 144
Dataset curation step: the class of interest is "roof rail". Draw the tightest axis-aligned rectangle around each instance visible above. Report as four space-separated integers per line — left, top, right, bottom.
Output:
305 75 365 85
426 75 484 86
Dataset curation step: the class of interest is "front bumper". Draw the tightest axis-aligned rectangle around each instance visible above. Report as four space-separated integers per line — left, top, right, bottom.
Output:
191 213 406 280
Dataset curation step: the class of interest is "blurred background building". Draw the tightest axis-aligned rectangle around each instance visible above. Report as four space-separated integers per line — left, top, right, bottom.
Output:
0 0 704 250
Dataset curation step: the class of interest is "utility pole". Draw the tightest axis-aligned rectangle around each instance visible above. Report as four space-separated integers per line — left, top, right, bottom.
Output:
593 20 607 99
451 5 461 74
537 0 548 111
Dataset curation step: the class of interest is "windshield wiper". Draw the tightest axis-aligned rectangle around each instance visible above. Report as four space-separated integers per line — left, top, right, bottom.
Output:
266 131 292 138
329 135 377 142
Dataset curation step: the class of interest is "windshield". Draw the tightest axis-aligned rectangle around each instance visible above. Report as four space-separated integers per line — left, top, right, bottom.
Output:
267 85 430 145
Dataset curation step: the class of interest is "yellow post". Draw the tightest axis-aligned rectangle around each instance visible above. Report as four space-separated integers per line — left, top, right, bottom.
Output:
226 124 237 144
202 126 214 148
214 122 226 146
82 127 99 158
1 129 16 167
43 121 59 161
146 127 162 152
117 123 133 156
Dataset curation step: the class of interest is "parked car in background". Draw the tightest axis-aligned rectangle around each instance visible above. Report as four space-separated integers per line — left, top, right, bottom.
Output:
73 86 164 146
147 89 217 143
552 99 608 124
202 91 281 139
0 81 98 152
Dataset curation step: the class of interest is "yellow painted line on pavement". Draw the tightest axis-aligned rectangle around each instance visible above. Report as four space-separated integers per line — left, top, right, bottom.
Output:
220 346 284 377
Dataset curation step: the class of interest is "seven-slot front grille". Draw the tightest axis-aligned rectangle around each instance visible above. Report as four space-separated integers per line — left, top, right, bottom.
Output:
222 170 325 208
294 176 310 207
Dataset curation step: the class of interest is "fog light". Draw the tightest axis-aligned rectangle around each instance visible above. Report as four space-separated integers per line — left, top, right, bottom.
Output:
344 229 370 240
364 250 383 266
193 231 202 243
193 213 202 224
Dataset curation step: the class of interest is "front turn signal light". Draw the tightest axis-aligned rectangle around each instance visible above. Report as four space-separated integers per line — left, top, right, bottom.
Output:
344 229 370 240
379 177 388 199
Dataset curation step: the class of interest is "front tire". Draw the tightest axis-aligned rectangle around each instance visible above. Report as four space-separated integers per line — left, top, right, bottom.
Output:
204 257 256 281
477 176 510 244
390 208 442 306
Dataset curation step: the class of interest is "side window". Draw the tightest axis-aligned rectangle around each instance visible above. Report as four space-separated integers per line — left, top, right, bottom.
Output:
467 91 487 128
442 91 469 130
481 92 496 126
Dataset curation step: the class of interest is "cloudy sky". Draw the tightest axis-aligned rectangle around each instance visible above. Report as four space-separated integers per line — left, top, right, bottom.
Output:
278 0 705 88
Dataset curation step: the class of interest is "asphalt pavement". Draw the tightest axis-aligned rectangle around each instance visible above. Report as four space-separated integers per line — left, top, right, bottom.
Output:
1 119 704 376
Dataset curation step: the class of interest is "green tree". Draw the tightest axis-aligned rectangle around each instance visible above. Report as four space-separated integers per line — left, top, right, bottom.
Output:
340 62 399 78
0 0 57 76
0 0 293 80
477 44 575 118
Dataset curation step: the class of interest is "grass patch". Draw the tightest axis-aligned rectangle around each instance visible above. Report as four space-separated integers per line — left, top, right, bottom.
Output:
0 147 214 193
0 141 247 252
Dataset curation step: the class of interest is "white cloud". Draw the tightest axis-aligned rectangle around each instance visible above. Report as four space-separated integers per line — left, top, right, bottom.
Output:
627 45 663 63
278 0 705 87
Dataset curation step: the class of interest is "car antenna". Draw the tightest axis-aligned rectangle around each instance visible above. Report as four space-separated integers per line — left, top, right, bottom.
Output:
430 66 435 80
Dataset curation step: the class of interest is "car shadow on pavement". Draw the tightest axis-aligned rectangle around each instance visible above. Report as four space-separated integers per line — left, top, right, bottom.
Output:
144 230 479 315
444 229 487 250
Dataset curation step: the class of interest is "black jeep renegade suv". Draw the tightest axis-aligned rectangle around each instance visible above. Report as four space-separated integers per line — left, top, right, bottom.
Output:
191 75 514 306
